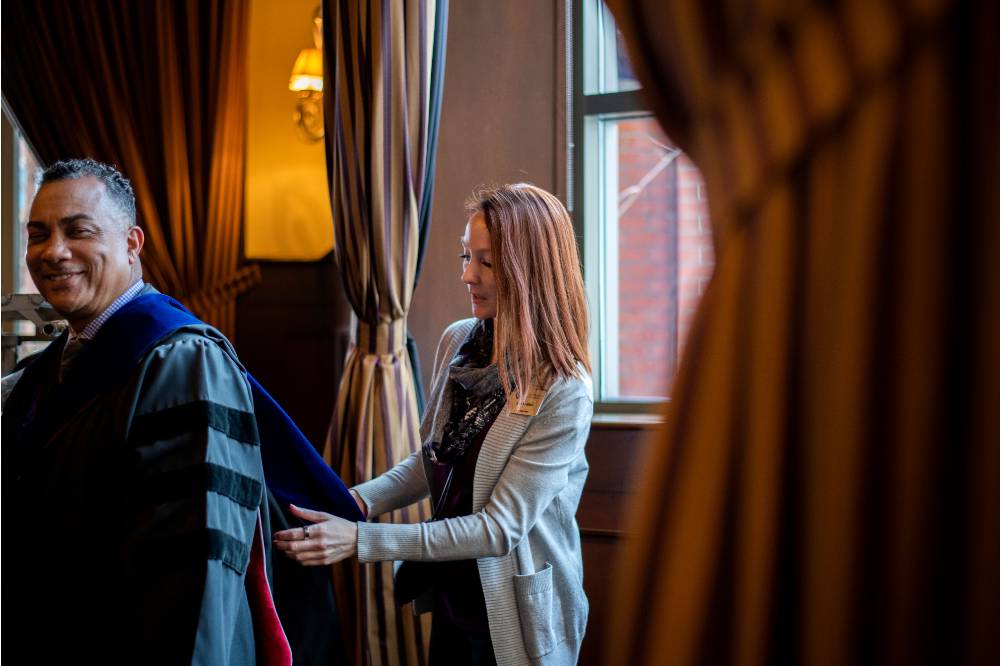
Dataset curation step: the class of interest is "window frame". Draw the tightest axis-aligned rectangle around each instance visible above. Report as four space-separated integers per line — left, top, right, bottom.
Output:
569 0 668 413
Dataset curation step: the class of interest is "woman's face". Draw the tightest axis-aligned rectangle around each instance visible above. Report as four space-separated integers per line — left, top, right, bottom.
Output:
461 213 496 320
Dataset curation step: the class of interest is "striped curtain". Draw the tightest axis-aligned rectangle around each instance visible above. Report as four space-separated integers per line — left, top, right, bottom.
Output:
2 0 258 338
604 1 1000 665
322 1 448 664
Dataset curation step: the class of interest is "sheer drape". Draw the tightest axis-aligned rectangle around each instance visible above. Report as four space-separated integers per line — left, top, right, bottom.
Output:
322 1 448 663
604 1 1000 664
2 0 257 337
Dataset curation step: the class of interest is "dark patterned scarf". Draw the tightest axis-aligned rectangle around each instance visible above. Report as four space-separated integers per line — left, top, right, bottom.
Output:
423 319 507 465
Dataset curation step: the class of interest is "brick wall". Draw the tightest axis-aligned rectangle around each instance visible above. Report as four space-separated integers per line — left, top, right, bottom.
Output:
676 153 714 360
615 117 714 398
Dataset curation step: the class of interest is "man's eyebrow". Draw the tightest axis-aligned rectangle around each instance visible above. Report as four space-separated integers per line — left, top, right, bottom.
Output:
26 213 95 226
58 214 95 225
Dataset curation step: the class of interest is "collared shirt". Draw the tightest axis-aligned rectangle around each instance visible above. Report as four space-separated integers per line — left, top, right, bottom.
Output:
73 279 146 341
60 279 145 379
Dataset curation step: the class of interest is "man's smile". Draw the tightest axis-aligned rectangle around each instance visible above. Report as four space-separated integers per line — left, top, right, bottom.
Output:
44 271 83 280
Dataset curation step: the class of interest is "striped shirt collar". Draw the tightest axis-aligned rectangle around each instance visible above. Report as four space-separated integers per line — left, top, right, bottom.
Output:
72 279 146 341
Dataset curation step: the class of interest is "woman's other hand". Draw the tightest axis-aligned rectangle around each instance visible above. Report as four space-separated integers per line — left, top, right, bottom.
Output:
273 504 358 565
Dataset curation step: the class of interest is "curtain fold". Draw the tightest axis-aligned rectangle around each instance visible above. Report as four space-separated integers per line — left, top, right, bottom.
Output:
2 0 257 338
322 1 448 663
604 1 1000 665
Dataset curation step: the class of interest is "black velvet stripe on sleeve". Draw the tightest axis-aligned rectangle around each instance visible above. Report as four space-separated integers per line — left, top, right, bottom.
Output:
129 400 260 447
133 528 252 574
139 463 263 510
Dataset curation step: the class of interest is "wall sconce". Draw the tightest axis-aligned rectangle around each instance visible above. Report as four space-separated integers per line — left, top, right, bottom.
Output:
288 7 323 142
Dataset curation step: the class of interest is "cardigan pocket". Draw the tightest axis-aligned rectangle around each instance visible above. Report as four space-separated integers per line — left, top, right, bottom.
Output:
513 562 559 659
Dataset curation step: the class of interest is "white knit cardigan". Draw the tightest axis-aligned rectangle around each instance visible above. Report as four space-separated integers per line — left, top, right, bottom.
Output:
353 318 593 665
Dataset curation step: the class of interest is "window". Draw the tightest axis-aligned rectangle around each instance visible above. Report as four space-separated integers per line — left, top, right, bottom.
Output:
2 115 46 372
570 0 714 405
2 115 41 297
13 132 42 296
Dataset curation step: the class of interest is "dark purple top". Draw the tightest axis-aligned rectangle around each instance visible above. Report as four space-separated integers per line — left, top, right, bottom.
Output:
424 411 499 635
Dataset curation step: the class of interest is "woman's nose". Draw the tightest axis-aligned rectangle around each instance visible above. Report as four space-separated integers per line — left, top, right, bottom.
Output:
462 263 477 284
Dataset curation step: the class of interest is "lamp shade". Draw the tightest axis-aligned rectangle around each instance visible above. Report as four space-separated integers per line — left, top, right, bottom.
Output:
288 47 323 92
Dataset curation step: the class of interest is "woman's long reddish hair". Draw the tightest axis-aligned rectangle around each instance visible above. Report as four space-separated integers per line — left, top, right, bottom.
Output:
466 183 590 405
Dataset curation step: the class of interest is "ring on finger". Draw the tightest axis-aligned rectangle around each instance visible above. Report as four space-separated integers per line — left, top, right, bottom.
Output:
303 525 310 540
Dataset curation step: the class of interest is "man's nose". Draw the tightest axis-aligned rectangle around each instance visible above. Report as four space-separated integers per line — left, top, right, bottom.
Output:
39 235 71 262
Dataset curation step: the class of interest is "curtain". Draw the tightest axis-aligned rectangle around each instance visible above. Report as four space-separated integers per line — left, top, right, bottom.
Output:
603 1 1000 665
2 0 257 338
322 1 448 663
407 0 448 416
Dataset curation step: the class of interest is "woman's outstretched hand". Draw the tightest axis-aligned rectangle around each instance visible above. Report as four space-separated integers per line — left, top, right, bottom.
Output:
273 504 358 565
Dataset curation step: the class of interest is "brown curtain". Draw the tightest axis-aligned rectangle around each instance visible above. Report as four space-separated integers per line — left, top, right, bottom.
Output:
2 0 258 337
322 1 447 663
604 1 1000 665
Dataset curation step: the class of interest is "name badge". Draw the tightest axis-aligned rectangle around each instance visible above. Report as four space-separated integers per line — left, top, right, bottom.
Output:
509 387 547 416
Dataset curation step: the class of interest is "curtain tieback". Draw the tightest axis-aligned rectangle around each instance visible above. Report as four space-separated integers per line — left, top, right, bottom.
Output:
185 264 263 315
355 318 407 356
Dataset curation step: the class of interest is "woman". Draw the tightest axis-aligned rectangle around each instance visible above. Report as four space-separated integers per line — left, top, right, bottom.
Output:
274 183 593 665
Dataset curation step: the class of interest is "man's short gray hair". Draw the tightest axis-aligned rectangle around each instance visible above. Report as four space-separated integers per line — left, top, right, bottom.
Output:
39 158 137 226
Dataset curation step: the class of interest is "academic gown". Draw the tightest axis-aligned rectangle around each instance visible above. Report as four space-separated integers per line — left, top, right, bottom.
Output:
3 288 361 664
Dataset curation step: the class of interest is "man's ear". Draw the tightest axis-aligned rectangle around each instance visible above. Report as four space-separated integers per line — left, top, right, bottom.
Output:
127 225 144 264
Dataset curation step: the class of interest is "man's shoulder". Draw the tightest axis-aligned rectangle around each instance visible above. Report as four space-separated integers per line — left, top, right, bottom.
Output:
131 325 253 414
141 325 246 376
1 369 26 409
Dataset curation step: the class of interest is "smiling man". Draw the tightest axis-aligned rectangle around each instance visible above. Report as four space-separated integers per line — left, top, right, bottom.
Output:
26 163 144 335
3 159 285 664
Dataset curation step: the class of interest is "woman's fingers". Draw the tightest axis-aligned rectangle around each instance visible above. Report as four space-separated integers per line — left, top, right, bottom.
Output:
274 513 340 543
297 550 343 565
299 546 355 565
274 521 338 549
289 504 333 523
282 548 327 562
273 538 327 558
277 543 354 565
273 537 313 552
272 515 358 566
273 527 307 542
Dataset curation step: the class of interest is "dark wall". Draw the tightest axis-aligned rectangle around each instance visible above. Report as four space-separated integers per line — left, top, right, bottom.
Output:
235 255 352 451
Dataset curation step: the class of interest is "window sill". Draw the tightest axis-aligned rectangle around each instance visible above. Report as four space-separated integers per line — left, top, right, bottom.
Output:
590 412 664 429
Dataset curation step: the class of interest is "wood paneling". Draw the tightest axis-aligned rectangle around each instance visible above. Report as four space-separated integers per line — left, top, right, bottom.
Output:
578 419 661 665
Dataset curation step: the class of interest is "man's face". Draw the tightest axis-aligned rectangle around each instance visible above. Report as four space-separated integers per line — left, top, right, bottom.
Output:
26 176 143 331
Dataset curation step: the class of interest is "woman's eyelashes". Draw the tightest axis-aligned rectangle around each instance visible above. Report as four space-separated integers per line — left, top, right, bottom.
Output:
458 253 492 269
